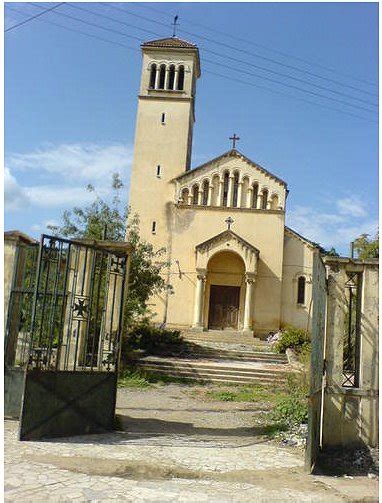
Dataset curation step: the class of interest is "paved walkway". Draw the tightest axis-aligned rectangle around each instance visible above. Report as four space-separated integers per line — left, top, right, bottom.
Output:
5 385 378 502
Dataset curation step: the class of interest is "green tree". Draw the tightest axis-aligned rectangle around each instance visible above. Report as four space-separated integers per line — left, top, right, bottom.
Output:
48 174 169 324
353 232 379 260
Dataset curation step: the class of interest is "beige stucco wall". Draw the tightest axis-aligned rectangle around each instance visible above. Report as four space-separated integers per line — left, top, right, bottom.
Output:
322 259 379 448
4 240 17 326
280 231 316 331
148 205 285 335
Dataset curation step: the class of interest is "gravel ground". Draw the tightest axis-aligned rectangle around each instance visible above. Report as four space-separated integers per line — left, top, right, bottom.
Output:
4 384 379 502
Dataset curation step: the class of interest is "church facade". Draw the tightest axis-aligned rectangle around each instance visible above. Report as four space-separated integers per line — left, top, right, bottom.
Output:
128 37 319 337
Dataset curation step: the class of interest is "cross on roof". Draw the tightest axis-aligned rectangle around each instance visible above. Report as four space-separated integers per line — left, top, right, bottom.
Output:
225 216 234 230
172 15 179 37
229 133 240 149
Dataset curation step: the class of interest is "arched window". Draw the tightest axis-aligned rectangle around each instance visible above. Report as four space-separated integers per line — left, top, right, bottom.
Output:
262 189 268 210
149 64 157 89
232 172 239 207
202 180 209 206
168 65 175 90
181 188 189 205
158 64 166 89
222 172 229 207
271 194 279 210
297 276 306 305
192 185 199 205
252 183 259 208
178 65 185 90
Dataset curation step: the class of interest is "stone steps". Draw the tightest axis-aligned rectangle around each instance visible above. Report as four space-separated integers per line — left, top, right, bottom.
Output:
181 330 268 347
136 357 289 385
181 348 287 364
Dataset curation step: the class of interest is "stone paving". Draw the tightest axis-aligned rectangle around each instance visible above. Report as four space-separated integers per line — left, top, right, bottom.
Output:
4 385 379 502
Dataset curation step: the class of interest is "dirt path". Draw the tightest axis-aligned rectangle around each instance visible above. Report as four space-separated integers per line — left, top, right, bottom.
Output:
5 384 378 502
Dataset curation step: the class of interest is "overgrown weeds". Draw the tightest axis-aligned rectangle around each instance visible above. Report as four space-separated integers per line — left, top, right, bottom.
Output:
118 367 198 388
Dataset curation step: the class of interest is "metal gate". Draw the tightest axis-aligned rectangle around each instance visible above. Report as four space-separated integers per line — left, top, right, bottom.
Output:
4 234 131 440
305 253 327 472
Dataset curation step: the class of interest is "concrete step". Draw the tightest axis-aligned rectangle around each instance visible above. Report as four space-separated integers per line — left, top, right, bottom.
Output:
136 364 288 385
181 331 268 346
181 349 287 363
135 356 290 385
139 357 288 374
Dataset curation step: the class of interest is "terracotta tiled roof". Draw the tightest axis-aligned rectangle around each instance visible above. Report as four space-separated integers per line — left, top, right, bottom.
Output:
174 148 287 187
141 37 197 49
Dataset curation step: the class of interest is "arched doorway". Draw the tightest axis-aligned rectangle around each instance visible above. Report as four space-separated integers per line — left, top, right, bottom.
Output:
206 251 245 330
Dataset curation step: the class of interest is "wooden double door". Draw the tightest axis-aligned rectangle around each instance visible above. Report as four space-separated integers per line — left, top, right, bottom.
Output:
208 285 240 330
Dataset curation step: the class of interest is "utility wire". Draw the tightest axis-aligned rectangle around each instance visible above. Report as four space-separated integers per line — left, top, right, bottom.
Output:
137 2 378 90
86 3 378 107
6 5 138 52
29 2 144 43
64 3 377 113
5 2 65 32
204 69 377 123
7 4 377 123
203 58 376 115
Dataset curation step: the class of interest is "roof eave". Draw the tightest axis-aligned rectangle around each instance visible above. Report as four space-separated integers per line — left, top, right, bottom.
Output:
173 148 287 187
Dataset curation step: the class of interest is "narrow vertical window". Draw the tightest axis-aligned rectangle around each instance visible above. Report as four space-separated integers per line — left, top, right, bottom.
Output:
152 221 156 234
192 185 199 205
156 165 161 177
149 64 156 89
161 113 166 124
262 189 268 210
158 64 166 89
232 172 239 207
178 65 185 90
342 272 361 387
297 276 306 305
252 183 258 208
168 65 175 90
181 188 189 205
222 172 229 207
202 180 209 206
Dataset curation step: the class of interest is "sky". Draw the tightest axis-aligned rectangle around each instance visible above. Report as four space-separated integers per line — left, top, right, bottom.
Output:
5 2 379 255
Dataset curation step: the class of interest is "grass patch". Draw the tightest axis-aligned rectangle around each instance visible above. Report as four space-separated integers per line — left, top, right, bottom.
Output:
118 367 201 388
206 383 288 404
118 369 152 389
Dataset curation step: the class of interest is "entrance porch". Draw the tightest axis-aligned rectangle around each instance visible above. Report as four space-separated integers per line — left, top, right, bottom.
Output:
192 229 259 335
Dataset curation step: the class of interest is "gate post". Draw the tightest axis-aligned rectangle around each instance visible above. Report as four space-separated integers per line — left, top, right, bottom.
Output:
4 231 38 366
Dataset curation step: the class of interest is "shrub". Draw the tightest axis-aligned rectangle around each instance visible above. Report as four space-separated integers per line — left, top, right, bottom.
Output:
275 327 309 354
121 323 183 361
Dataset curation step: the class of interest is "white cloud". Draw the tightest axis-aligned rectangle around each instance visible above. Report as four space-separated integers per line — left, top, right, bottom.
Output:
287 204 377 251
4 167 30 211
31 219 59 233
336 196 367 218
25 185 106 208
5 142 132 213
7 143 133 182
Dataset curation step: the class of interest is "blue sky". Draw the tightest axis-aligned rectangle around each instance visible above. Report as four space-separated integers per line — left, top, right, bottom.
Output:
5 2 378 254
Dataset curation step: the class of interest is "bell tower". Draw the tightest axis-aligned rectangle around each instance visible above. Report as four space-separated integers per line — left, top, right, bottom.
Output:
128 37 201 248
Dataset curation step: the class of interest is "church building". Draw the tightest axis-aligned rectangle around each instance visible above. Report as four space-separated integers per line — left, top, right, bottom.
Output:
128 37 319 338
